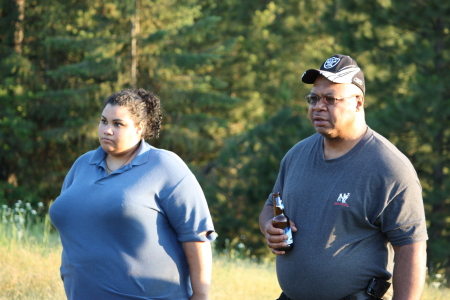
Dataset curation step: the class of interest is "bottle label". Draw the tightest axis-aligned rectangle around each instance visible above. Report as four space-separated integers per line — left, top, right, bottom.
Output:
284 227 293 245
276 196 284 209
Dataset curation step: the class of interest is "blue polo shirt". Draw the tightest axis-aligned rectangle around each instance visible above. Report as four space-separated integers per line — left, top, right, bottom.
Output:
50 140 216 300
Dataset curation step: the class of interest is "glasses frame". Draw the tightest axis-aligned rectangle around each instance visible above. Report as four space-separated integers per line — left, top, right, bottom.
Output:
305 94 360 106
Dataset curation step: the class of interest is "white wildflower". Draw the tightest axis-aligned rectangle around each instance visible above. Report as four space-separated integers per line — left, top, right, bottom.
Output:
431 282 441 288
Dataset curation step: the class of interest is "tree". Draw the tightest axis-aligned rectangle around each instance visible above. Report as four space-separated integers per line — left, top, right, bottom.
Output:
0 0 239 203
200 0 337 256
318 0 450 278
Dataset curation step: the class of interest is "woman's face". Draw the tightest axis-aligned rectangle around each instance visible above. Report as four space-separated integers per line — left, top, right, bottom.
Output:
98 104 142 155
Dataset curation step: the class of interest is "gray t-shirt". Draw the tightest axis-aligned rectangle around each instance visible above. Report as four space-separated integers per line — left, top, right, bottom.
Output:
265 127 428 300
50 140 216 300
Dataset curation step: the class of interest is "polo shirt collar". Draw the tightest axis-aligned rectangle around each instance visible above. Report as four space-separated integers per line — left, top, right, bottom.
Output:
88 139 151 168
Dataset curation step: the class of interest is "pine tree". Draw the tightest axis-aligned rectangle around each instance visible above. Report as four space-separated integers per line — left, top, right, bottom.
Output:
321 0 450 278
0 0 239 203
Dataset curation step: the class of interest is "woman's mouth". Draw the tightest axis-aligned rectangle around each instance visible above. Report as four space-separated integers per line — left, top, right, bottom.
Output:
101 138 113 143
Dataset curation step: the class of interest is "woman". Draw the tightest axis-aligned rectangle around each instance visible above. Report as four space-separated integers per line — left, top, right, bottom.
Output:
50 89 216 300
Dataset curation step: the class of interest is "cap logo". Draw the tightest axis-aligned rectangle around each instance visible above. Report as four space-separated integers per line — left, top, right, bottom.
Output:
323 57 340 69
353 77 363 85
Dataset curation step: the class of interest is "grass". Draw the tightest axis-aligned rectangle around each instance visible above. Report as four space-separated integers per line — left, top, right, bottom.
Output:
0 241 64 300
211 256 281 299
0 202 449 299
0 241 282 300
1 240 449 300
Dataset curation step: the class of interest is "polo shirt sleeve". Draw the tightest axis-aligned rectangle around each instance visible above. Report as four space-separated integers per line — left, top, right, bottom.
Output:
159 172 216 243
60 159 80 192
60 152 94 193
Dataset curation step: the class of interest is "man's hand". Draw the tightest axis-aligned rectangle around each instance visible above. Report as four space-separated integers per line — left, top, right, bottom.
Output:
259 204 297 255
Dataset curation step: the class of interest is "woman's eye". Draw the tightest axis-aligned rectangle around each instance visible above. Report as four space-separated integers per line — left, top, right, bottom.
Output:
101 120 107 124
115 122 123 127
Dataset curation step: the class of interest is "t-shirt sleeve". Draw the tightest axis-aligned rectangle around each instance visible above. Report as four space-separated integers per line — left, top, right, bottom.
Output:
265 156 287 206
378 181 428 247
159 172 216 243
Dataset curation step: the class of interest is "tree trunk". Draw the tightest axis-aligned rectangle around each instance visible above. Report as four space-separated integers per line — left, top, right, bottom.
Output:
130 0 140 89
13 0 25 54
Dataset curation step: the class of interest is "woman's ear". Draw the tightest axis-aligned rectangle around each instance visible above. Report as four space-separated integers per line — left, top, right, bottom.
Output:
136 122 144 136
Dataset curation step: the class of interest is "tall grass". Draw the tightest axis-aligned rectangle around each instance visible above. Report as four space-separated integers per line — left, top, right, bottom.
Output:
0 240 64 300
0 201 63 300
0 202 449 300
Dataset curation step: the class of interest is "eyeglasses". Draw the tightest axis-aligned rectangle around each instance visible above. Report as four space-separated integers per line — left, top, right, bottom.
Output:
305 94 359 106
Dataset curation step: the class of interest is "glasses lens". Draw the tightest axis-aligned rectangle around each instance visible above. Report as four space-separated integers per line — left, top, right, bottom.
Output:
306 95 319 105
323 96 336 105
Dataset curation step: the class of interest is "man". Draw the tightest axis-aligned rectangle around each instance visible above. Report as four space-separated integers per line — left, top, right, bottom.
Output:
259 54 428 300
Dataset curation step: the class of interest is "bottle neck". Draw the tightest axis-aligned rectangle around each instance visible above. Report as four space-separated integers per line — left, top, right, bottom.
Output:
273 195 284 216
274 205 283 216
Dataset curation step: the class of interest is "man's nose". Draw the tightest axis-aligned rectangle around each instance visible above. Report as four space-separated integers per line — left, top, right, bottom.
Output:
312 98 327 110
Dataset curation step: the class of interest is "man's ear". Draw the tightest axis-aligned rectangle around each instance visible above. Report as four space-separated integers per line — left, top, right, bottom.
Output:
356 95 364 111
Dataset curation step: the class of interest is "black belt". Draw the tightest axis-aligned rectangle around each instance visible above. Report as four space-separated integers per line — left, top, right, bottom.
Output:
276 278 391 300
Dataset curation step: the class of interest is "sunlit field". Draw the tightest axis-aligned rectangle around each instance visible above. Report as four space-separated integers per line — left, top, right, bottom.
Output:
0 241 283 300
1 241 449 300
1 203 449 300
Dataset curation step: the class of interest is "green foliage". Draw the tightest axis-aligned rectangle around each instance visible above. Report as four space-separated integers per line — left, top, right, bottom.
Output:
0 0 449 281
328 0 450 277
203 105 314 258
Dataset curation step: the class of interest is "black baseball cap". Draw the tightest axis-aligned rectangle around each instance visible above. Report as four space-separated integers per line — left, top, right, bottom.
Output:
301 54 365 94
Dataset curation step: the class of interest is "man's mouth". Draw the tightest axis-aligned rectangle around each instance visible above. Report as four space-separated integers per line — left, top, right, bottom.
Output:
313 116 328 126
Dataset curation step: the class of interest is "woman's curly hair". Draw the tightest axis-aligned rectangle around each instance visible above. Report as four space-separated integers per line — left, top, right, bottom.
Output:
103 88 162 139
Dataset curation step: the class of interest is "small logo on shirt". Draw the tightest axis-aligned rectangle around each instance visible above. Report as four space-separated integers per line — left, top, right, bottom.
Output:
334 193 350 207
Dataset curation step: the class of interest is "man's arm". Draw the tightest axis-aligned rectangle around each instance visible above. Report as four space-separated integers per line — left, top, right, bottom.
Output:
259 204 297 255
392 241 427 300
184 241 212 300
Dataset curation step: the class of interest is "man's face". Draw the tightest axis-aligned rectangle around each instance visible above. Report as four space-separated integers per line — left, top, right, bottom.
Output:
307 76 363 139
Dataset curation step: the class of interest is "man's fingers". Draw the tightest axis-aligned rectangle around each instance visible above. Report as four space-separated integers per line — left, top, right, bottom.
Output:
290 220 298 232
267 239 287 255
267 234 288 244
264 219 293 255
266 233 290 255
270 248 285 255
265 220 284 235
267 227 284 235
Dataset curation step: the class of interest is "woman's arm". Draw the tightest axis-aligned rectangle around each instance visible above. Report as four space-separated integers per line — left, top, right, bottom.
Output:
184 241 212 300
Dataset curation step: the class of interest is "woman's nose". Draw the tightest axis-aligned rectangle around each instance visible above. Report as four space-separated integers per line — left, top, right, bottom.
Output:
103 126 113 135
